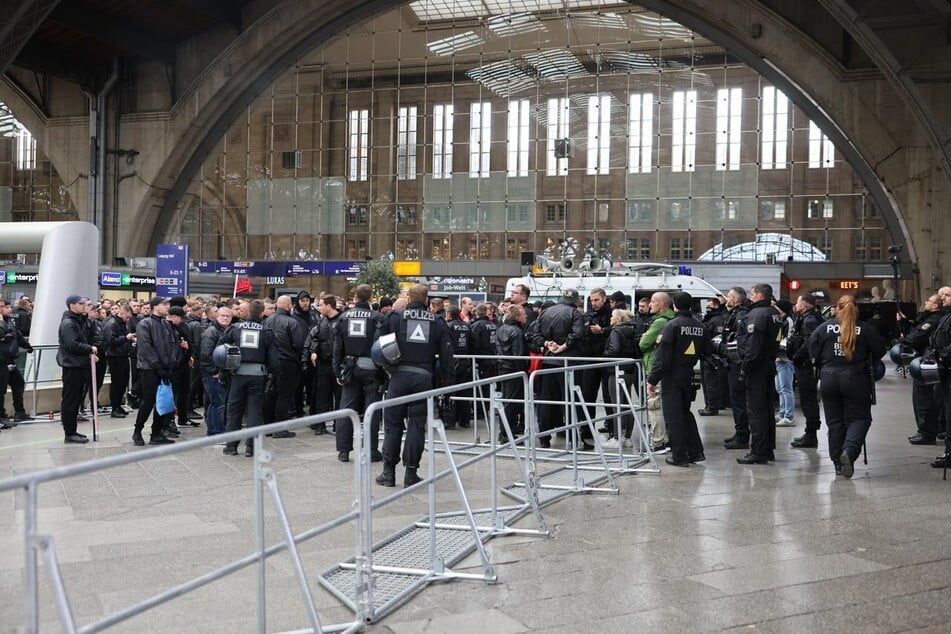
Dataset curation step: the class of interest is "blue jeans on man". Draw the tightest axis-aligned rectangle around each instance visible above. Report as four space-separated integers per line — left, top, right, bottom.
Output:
202 374 227 435
775 359 795 421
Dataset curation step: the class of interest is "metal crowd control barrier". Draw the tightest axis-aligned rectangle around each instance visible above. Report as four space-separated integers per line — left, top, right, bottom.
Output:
23 345 62 418
0 410 366 634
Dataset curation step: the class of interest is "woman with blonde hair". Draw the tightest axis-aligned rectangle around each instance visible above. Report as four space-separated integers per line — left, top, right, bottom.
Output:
807 295 886 477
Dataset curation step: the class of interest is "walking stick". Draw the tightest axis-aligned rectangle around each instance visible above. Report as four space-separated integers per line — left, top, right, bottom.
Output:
90 355 99 442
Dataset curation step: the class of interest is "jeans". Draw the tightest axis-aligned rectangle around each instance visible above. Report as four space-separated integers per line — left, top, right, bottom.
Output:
775 360 795 420
202 374 227 435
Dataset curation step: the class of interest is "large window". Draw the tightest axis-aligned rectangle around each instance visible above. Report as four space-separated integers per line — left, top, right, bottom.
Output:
546 97 569 176
715 88 741 171
808 121 835 168
628 93 653 174
433 104 454 179
587 95 611 175
507 99 530 177
669 236 693 260
671 90 697 173
469 101 491 178
348 108 369 182
397 106 417 181
761 86 788 170
16 128 36 170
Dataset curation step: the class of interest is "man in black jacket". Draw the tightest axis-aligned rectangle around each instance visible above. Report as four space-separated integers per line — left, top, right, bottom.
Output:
577 288 612 441
184 303 207 417
166 305 194 434
698 297 728 416
199 305 232 436
0 299 34 427
99 304 134 418
495 304 529 439
443 306 473 430
133 297 181 446
722 287 751 449
262 295 303 438
306 296 340 435
293 291 319 417
57 295 95 443
528 288 585 449
789 294 824 448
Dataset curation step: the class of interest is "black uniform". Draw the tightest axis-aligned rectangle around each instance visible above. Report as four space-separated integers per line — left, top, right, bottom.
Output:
737 300 783 460
169 318 193 429
723 303 750 444
292 304 319 416
808 317 886 470
221 317 270 452
100 315 132 411
577 301 613 431
528 298 585 446
134 314 181 440
306 311 341 432
604 321 638 440
262 307 305 428
929 309 951 460
185 313 206 412
788 307 823 435
647 310 706 463
85 317 107 410
700 305 728 413
0 315 32 420
378 301 454 474
56 310 93 438
469 314 498 420
443 316 473 429
904 309 944 440
333 302 384 457
495 316 528 437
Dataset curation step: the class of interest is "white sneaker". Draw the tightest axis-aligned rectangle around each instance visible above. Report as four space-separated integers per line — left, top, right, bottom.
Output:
602 437 622 449
622 437 634 448
598 433 611 443
776 417 795 427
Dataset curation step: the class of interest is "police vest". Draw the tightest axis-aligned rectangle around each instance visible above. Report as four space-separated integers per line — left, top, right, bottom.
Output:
232 320 267 364
397 307 439 366
447 319 470 354
338 309 378 357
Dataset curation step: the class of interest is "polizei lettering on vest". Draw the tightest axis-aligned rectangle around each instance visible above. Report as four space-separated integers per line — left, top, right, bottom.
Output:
403 309 435 321
825 324 862 334
680 326 705 336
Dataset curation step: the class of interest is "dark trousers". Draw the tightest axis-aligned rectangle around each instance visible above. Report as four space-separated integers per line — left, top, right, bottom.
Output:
607 371 635 438
382 370 432 469
500 372 525 436
134 369 172 438
912 378 942 438
820 367 872 465
577 367 611 436
941 377 951 452
727 363 749 439
313 368 341 425
189 363 203 410
0 365 26 416
225 373 265 448
172 366 190 426
61 366 86 436
746 363 776 457
700 359 722 410
795 362 821 431
106 357 130 409
296 365 316 416
537 370 568 436
661 372 704 462
442 367 472 428
264 361 299 424
128 351 140 398
338 368 380 454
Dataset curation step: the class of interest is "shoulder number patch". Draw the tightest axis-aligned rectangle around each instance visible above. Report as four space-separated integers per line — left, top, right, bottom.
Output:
747 324 755 333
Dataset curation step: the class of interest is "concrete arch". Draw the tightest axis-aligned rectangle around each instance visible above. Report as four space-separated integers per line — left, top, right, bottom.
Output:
142 0 930 276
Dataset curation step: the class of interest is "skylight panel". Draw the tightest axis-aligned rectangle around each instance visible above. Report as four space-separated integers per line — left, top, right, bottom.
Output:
410 0 486 21
467 59 538 97
486 12 547 36
523 49 588 79
427 31 484 56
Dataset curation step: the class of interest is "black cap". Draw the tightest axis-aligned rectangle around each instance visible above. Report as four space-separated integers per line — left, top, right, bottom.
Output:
672 292 693 311
149 296 169 308
775 299 793 315
297 290 312 301
168 306 186 317
169 295 187 308
609 290 625 303
379 296 393 308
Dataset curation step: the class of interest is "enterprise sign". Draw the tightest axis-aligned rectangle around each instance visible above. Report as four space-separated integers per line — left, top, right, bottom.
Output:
0 271 38 284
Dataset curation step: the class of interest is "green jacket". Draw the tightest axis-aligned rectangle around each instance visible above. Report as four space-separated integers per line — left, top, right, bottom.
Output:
639 308 674 374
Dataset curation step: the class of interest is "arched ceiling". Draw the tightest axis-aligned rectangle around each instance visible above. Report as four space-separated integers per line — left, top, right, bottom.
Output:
2 0 948 266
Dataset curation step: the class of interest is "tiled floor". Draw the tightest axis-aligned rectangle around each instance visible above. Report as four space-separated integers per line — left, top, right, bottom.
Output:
1 367 950 633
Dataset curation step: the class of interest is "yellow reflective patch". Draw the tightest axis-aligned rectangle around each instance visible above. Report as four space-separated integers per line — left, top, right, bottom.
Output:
776 329 783 341
685 341 696 355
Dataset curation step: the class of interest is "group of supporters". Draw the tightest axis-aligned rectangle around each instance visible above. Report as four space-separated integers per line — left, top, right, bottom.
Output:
45 278 951 484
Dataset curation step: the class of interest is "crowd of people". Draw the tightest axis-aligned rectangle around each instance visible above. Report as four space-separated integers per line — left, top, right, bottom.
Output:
0 277 942 486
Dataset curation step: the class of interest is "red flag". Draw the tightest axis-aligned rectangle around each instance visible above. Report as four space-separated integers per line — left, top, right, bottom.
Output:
235 279 253 295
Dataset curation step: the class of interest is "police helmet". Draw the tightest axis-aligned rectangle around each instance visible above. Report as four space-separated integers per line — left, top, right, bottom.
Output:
908 355 941 385
723 339 741 365
888 343 917 366
212 343 242 371
873 359 886 381
371 332 401 367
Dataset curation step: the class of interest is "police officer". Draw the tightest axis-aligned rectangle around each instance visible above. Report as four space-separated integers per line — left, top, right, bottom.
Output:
306 295 341 435
528 288 585 449
333 284 385 463
736 283 783 465
901 294 944 444
928 286 951 468
133 297 181 446
469 302 498 420
495 304 529 439
721 287 751 450
788 294 824 449
376 284 454 487
647 292 706 466
698 297 727 416
443 305 473 430
807 294 886 477
262 295 303 439
221 299 271 457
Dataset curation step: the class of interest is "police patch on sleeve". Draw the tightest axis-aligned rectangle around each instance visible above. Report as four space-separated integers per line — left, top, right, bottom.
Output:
656 334 663 343
747 324 755 333
922 323 931 330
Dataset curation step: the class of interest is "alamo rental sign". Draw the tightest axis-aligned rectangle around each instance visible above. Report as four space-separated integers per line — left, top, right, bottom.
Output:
99 272 156 289
0 271 38 284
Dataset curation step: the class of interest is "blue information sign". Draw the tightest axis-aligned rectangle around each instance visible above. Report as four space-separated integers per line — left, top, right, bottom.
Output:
156 244 189 297
99 272 122 287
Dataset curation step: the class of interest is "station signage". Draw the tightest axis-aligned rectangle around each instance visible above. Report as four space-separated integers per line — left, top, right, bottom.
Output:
98 272 156 289
156 244 189 297
100 272 122 287
193 260 363 277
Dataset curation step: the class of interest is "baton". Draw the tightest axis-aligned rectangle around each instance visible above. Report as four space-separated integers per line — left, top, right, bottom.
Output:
90 355 99 442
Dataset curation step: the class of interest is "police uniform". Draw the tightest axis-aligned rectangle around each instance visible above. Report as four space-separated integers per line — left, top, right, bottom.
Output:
469 312 498 420
736 299 783 462
333 301 384 460
699 304 727 415
221 316 270 455
647 309 706 465
788 306 823 446
376 300 454 486
495 316 529 437
722 302 750 447
443 315 473 429
807 316 886 474
928 308 951 466
904 308 944 441
306 310 341 434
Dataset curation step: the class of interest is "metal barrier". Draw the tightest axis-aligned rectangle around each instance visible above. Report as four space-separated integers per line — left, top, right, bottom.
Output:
23 345 62 418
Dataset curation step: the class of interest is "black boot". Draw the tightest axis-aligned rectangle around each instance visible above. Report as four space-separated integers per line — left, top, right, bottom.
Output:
376 464 396 487
404 467 422 487
791 430 818 448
